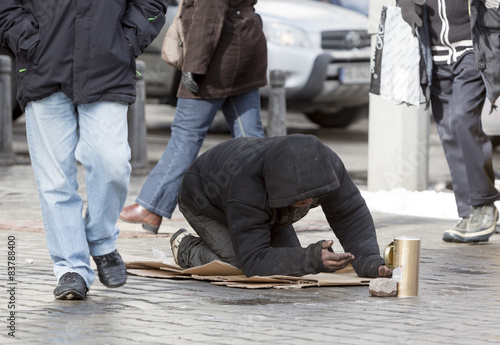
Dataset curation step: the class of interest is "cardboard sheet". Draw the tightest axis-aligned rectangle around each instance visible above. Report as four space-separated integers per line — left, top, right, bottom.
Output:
122 254 371 289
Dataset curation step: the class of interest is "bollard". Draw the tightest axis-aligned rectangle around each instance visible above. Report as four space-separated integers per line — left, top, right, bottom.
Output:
267 70 287 137
0 55 16 166
127 60 149 175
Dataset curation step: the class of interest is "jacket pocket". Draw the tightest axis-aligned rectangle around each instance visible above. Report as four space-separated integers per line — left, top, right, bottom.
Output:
15 39 39 93
122 3 166 57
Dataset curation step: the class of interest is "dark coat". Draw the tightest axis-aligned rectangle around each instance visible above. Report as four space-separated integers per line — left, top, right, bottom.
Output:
180 134 385 278
470 0 500 107
177 0 268 99
0 0 167 110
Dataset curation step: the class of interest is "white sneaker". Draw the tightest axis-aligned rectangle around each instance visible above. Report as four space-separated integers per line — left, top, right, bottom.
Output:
443 204 498 243
170 228 190 265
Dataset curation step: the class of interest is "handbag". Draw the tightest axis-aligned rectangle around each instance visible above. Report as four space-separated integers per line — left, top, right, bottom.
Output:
161 0 184 70
370 6 421 107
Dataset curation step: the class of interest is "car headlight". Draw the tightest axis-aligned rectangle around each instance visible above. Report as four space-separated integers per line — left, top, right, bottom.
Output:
262 22 312 48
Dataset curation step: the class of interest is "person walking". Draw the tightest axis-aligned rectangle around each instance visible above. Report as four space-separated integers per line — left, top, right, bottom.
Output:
400 0 500 243
120 0 268 233
170 134 392 278
0 0 168 299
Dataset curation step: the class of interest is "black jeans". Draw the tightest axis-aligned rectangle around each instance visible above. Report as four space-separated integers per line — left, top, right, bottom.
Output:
176 196 303 270
176 197 240 269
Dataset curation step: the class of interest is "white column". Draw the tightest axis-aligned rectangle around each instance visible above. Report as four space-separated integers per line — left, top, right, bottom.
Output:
367 0 430 192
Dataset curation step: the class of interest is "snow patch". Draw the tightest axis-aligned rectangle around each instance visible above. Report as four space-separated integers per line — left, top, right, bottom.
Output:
360 188 459 220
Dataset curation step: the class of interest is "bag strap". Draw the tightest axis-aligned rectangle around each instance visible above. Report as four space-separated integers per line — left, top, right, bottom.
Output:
175 0 184 19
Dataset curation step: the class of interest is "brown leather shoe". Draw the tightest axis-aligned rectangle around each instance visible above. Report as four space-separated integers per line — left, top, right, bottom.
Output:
119 203 162 234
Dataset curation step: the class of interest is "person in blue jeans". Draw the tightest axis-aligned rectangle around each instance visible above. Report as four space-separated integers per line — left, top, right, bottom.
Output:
120 0 268 233
0 0 168 299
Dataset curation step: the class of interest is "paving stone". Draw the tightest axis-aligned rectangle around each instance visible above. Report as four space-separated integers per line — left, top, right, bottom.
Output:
369 278 398 297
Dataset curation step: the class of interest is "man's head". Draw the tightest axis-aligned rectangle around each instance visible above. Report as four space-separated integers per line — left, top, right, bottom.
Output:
263 134 340 208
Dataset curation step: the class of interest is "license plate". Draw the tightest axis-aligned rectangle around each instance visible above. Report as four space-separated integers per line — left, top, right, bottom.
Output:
339 64 370 85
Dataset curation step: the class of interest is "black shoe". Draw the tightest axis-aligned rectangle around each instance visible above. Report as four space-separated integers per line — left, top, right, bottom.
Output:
53 272 88 300
93 250 127 288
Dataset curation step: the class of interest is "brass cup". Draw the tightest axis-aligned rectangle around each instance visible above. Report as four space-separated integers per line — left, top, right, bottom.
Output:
384 236 421 297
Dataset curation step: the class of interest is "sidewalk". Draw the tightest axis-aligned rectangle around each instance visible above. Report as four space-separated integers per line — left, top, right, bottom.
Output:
1 107 500 344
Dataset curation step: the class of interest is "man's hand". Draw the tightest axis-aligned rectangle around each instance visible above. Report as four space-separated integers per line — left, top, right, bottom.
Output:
321 240 354 272
181 71 202 95
400 0 425 36
377 264 392 277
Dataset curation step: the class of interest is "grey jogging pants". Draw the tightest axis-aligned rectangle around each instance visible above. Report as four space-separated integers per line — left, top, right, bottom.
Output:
430 52 500 218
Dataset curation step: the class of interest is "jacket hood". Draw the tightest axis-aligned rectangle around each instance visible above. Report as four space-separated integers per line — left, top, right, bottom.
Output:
263 134 340 208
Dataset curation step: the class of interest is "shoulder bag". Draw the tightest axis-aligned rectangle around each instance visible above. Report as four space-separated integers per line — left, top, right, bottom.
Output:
161 0 184 70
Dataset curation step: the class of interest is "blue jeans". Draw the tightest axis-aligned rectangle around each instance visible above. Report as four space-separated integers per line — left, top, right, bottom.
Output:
137 89 264 218
25 92 131 287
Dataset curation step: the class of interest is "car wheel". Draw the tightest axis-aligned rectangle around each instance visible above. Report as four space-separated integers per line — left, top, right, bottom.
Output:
304 106 364 128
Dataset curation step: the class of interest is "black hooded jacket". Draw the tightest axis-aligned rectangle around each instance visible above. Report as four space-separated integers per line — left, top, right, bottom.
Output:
180 134 385 278
469 0 500 107
0 0 167 110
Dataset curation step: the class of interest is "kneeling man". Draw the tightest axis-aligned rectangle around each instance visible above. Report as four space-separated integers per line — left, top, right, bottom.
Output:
171 134 391 278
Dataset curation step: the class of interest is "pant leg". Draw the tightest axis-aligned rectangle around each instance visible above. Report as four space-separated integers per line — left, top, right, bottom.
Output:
431 53 499 218
450 55 499 208
25 92 94 287
136 97 225 218
176 197 239 269
221 89 265 138
75 101 131 256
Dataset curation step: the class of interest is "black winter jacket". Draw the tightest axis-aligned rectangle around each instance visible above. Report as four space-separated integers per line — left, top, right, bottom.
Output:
180 134 385 278
470 0 500 107
0 0 167 110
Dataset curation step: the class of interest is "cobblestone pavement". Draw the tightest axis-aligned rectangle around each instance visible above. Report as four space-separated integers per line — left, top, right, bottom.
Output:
1 109 500 344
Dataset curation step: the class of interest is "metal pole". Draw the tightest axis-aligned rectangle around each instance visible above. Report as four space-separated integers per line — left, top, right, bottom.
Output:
267 70 287 137
127 60 149 175
0 55 16 166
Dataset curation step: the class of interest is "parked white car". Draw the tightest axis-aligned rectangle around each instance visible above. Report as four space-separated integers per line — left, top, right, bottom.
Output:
319 0 369 16
257 0 371 127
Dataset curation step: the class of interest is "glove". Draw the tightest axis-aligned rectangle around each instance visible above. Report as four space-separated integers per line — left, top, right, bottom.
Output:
181 71 202 95
400 0 424 37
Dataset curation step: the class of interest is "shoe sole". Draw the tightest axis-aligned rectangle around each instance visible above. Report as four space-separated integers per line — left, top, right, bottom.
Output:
119 217 160 234
97 269 128 288
443 225 496 243
99 279 127 289
54 290 86 300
